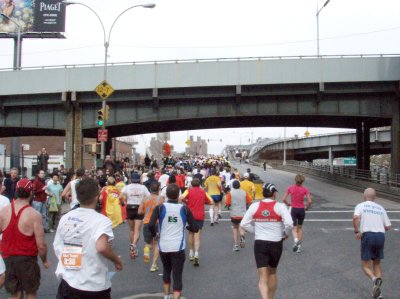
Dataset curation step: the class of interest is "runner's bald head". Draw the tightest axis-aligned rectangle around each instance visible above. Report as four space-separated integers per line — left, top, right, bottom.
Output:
363 188 376 201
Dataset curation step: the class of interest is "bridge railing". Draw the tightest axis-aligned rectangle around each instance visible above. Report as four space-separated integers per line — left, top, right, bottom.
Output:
1 54 400 72
266 160 400 189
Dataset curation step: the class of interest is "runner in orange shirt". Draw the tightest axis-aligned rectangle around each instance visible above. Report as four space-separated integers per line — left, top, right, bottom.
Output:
138 181 164 272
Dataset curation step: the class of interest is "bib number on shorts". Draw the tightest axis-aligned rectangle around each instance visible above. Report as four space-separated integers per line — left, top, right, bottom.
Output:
61 244 83 269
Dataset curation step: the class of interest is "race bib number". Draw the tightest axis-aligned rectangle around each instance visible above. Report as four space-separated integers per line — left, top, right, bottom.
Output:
61 244 83 269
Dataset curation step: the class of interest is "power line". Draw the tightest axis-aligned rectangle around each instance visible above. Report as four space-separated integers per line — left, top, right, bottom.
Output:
1 25 400 57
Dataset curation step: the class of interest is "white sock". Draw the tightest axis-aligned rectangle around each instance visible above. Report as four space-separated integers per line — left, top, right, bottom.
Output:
294 238 299 243
189 250 194 257
195 251 199 257
218 209 221 214
209 208 214 222
372 276 377 282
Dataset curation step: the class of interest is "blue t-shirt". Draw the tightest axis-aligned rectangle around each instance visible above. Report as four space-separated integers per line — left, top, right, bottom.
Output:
47 182 63 205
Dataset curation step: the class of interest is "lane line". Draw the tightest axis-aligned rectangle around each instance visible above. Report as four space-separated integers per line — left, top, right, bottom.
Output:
203 218 400 222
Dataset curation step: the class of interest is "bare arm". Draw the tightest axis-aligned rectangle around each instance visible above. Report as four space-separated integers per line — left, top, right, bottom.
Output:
33 212 50 268
282 191 290 206
353 215 362 240
305 194 312 210
61 182 71 201
96 234 123 271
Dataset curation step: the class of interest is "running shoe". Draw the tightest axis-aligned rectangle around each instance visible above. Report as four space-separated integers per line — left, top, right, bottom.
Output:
150 264 159 272
210 222 214 226
143 246 150 263
218 213 222 219
293 240 301 252
295 245 301 253
239 235 245 248
189 254 195 262
233 245 239 252
130 244 138 259
193 256 200 267
373 278 383 299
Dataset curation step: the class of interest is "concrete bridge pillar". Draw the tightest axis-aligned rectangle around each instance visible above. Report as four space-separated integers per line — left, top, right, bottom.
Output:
362 122 371 171
356 121 371 171
356 123 363 170
391 98 400 176
63 92 83 171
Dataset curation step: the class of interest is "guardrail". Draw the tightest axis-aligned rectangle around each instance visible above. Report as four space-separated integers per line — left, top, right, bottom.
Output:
1 53 400 72
266 160 400 189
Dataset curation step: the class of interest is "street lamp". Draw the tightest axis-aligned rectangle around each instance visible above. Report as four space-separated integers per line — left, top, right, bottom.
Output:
316 0 331 57
1 13 21 70
62 1 155 160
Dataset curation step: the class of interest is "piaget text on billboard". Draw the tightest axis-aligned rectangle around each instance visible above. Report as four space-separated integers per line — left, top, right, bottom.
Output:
0 0 65 34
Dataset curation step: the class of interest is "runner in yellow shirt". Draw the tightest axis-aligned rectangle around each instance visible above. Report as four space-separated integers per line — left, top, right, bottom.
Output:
240 173 256 201
204 168 222 226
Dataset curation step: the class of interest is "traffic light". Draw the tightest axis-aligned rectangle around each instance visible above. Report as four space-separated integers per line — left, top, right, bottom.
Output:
105 105 110 120
97 108 104 126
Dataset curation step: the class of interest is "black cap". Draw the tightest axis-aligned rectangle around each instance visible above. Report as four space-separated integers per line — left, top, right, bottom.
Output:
131 172 141 183
232 180 240 189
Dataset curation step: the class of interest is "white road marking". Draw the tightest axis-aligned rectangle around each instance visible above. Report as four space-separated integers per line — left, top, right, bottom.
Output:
321 228 329 233
121 293 187 299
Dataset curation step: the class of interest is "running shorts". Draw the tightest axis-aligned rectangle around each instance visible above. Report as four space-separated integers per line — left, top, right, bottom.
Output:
291 207 305 226
57 279 111 299
254 239 283 269
361 232 385 261
127 205 144 220
4 256 41 294
194 220 204 230
211 194 222 203
143 224 158 244
231 217 243 224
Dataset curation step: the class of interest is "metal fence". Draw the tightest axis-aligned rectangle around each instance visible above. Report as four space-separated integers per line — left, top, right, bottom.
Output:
266 160 400 188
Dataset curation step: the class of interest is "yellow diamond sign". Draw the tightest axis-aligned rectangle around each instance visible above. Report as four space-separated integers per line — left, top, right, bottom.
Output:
95 80 114 100
185 140 191 146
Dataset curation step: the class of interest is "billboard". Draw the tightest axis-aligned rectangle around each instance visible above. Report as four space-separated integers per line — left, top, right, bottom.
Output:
0 0 65 34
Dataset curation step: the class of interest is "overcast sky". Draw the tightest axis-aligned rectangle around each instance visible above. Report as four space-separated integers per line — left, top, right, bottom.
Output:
1 0 399 154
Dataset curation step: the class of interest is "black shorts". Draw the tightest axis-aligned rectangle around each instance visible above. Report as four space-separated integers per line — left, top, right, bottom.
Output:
57 279 111 299
231 217 242 224
143 224 158 244
195 220 204 230
291 207 305 226
127 205 144 221
254 239 283 269
4 256 40 294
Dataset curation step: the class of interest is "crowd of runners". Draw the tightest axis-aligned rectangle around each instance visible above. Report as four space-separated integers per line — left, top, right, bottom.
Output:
0 154 393 299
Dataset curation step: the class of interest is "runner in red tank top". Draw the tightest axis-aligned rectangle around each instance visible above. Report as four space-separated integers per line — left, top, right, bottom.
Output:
0 179 49 299
180 178 214 266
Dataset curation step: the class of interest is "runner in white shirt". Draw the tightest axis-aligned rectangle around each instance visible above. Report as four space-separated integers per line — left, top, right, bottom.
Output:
54 178 122 298
61 168 85 210
353 188 391 299
158 169 170 189
120 172 150 259
240 183 293 299
0 188 10 289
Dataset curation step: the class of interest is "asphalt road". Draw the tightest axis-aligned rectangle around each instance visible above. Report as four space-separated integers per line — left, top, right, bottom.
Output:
1 163 399 299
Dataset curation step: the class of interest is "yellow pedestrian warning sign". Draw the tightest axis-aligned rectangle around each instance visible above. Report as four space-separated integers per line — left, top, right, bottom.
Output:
95 80 114 100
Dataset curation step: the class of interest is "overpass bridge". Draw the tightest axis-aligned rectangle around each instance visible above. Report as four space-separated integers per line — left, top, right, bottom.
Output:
249 128 391 161
0 55 399 173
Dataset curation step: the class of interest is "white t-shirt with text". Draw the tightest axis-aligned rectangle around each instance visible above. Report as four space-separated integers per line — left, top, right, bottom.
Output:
354 200 391 233
53 208 114 292
121 183 150 206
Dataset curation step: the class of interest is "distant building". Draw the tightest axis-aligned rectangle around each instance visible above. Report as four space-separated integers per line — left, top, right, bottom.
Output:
186 136 207 156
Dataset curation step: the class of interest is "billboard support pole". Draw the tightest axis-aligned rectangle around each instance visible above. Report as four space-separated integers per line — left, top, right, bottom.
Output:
1 13 21 70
